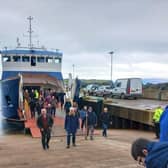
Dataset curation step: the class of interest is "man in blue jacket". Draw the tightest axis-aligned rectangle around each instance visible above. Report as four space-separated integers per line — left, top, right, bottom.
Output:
79 105 87 132
131 138 168 168
159 105 168 141
64 107 79 148
86 106 97 140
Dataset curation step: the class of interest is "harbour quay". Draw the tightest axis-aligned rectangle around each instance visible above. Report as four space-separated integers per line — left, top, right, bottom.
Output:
0 126 154 168
0 98 164 168
80 96 167 130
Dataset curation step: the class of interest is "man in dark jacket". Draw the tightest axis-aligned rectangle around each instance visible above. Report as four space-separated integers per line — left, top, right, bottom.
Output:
86 106 97 140
64 99 72 115
64 107 79 148
159 105 168 141
131 138 168 168
37 108 54 150
100 107 110 137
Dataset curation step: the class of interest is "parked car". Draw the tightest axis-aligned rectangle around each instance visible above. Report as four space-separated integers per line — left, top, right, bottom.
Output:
94 85 113 97
83 84 99 95
111 78 142 99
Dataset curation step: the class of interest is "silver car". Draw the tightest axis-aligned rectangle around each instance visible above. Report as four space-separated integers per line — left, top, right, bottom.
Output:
94 85 113 97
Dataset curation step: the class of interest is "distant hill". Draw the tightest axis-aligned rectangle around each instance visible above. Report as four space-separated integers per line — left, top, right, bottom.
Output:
64 78 168 87
64 79 112 87
143 78 168 84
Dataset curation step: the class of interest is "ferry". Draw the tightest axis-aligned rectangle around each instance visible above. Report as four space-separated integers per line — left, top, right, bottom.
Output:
0 16 64 121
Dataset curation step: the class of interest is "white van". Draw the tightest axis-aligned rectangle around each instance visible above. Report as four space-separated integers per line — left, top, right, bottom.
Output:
111 78 142 99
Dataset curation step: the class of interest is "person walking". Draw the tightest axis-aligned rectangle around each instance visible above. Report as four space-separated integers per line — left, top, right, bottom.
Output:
100 107 110 137
86 106 97 140
64 107 79 148
79 105 87 133
51 96 57 117
37 108 54 150
152 105 163 138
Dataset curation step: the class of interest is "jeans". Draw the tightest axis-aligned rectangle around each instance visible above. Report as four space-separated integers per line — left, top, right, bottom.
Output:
102 123 108 137
87 125 94 140
41 129 51 149
67 133 76 146
81 118 86 130
51 107 56 117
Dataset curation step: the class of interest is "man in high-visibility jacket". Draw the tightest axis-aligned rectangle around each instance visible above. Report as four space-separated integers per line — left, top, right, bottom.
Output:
34 89 39 99
153 106 163 138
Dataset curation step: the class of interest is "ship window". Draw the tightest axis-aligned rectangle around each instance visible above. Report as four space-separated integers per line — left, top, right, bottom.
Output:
3 56 11 62
22 56 30 62
13 56 21 62
31 56 36 66
46 57 53 63
54 58 61 63
37 57 45 63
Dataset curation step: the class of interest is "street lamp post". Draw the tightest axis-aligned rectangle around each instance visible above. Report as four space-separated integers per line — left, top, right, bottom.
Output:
108 51 114 82
72 64 75 79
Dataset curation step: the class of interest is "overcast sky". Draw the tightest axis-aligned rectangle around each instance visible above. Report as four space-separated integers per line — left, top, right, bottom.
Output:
1 0 168 80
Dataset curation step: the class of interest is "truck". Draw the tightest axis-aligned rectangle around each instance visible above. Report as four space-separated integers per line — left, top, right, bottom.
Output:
111 78 142 99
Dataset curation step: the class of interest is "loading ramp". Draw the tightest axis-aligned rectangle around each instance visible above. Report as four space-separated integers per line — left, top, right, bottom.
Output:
24 117 65 138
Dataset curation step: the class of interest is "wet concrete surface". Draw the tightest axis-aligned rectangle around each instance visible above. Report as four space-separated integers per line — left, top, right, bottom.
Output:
0 128 155 168
104 98 167 111
0 100 160 168
111 98 167 110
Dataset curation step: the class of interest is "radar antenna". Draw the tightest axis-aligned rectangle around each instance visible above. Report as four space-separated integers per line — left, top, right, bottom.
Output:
16 37 21 47
27 16 33 48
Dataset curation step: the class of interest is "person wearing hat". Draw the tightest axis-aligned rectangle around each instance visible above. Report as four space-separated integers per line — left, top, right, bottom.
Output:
131 138 168 168
64 107 79 148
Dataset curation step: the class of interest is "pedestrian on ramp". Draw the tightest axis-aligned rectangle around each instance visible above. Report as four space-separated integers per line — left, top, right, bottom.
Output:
37 108 54 150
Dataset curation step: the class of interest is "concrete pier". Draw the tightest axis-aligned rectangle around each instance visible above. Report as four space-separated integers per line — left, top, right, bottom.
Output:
0 101 159 168
0 128 155 168
81 97 168 129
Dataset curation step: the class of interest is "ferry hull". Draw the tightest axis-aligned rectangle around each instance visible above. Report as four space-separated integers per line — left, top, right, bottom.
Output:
1 78 20 119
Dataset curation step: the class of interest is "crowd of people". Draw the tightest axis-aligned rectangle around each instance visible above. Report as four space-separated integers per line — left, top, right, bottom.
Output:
36 96 112 150
24 88 168 167
23 88 65 118
28 88 168 167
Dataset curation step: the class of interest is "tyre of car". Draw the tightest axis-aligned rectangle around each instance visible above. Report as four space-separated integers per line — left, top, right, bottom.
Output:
120 93 125 99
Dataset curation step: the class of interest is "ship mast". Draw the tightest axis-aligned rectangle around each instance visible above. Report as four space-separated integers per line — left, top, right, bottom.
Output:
27 16 33 48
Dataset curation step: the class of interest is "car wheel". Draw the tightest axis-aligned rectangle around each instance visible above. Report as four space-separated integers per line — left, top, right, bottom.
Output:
120 93 125 99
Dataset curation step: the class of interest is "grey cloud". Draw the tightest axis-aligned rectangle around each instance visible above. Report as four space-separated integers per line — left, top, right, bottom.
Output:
1 0 168 79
